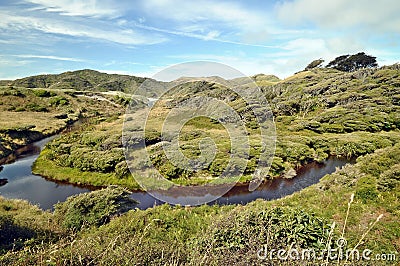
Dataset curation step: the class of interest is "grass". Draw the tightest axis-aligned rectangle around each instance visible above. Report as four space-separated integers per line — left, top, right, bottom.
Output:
0 85 127 161
2 141 400 264
32 149 141 190
0 111 67 135
0 197 58 255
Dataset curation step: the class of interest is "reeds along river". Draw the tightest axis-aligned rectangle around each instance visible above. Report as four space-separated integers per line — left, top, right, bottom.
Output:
0 135 354 210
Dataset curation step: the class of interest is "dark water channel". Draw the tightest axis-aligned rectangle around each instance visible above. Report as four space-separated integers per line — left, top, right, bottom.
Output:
0 136 90 210
0 136 353 210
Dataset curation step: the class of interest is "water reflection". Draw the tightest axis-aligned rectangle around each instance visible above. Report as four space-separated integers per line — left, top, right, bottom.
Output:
0 136 90 210
130 157 353 209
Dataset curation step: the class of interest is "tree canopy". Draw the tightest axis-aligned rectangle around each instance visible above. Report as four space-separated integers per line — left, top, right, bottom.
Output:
327 52 378 72
305 59 324 70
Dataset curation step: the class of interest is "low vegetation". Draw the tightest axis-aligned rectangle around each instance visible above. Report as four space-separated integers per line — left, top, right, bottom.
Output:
30 64 400 190
1 143 399 264
0 85 127 162
9 69 167 97
0 62 399 264
54 186 137 230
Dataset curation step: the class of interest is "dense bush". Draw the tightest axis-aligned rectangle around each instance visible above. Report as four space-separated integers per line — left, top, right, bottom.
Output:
377 163 400 191
25 103 48 112
54 186 137 230
192 206 332 264
49 96 69 106
0 214 35 252
45 132 125 173
32 89 55 97
355 176 378 203
358 143 400 177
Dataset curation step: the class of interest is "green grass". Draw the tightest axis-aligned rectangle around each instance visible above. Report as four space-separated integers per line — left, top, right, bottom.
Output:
2 144 400 264
0 85 127 161
32 148 141 190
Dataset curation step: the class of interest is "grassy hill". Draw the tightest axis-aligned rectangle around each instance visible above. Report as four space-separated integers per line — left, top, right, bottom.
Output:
8 69 167 97
0 85 130 162
28 65 400 190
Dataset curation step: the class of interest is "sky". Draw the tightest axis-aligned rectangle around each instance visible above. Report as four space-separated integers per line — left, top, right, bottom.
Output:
0 0 399 80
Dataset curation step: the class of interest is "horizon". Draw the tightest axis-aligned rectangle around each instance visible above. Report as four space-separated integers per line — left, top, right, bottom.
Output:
0 0 399 80
1 62 396 83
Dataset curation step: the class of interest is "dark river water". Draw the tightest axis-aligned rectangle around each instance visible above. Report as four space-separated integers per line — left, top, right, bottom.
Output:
0 136 353 210
0 136 90 210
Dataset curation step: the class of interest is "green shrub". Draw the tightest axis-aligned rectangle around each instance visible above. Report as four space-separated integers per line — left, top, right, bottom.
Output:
377 163 400 191
0 214 35 252
25 103 48 112
66 148 124 173
54 186 137 230
5 90 25 97
358 143 400 177
192 206 332 264
115 161 129 178
355 176 378 203
49 96 69 106
33 89 55 97
208 157 228 176
14 106 26 112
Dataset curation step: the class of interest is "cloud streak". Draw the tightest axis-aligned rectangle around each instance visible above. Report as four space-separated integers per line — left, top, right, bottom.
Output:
13 54 85 62
0 10 166 45
25 0 123 18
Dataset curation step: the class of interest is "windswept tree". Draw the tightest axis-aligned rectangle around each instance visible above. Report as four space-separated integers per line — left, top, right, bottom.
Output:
304 59 324 70
327 52 378 72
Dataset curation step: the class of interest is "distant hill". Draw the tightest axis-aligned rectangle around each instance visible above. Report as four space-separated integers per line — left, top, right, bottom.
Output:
173 76 229 85
7 69 167 97
4 69 283 97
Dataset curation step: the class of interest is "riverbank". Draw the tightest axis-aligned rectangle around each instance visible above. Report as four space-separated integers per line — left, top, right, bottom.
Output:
32 127 400 191
0 117 81 165
0 85 127 164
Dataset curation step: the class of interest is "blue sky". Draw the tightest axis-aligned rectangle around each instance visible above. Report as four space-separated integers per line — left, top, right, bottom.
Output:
0 0 399 80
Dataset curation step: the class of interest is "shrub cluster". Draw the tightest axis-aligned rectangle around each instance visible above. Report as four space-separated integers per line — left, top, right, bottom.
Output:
45 132 126 175
192 206 332 264
54 186 137 230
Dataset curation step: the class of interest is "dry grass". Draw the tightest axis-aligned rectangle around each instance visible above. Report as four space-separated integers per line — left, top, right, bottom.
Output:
0 111 67 134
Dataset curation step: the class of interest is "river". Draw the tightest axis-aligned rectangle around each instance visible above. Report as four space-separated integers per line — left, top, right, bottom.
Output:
0 136 353 210
0 136 90 210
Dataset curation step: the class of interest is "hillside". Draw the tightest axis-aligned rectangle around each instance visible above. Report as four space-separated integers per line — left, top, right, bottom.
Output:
7 69 167 97
27 64 400 189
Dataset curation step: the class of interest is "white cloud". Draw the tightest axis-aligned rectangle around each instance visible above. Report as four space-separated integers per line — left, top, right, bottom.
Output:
14 54 85 62
141 0 266 30
0 10 166 45
276 0 400 34
0 56 32 67
25 0 123 18
137 0 292 45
